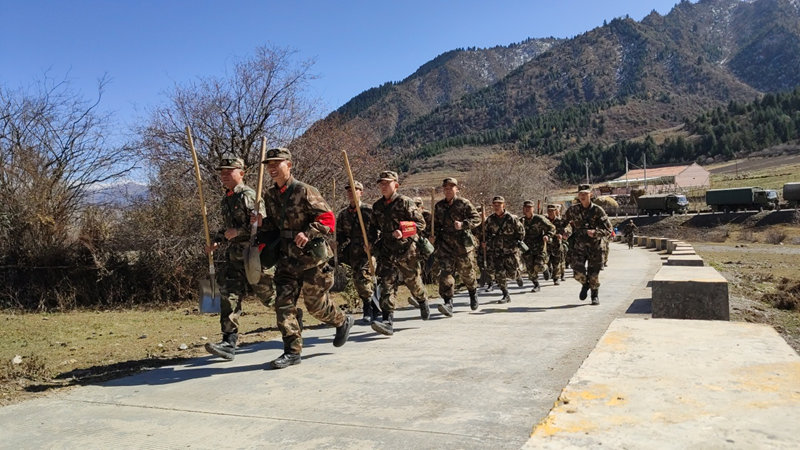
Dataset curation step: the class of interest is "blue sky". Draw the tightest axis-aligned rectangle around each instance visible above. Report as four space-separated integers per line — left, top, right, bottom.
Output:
1 0 685 141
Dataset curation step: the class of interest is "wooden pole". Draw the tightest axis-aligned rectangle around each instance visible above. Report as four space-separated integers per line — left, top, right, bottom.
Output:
341 150 374 276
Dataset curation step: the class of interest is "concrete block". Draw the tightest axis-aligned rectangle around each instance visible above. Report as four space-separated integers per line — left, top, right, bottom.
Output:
666 240 679 253
639 236 649 247
674 245 693 253
652 266 729 320
647 237 658 248
667 255 704 266
658 238 669 251
671 250 696 256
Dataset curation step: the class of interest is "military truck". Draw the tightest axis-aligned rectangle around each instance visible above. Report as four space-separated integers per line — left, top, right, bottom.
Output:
784 183 800 208
705 187 779 212
636 193 689 216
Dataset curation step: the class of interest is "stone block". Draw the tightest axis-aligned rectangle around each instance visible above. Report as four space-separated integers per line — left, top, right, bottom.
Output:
658 238 669 251
667 255 704 266
652 266 729 320
647 237 658 248
639 236 649 247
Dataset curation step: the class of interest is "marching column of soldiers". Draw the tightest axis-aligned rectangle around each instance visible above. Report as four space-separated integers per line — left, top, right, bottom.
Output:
204 151 613 368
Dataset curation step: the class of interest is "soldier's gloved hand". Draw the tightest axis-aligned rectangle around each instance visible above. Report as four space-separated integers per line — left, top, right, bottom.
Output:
205 242 219 255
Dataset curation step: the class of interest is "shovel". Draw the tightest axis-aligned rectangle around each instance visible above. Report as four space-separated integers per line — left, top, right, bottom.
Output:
186 126 221 313
341 150 382 314
243 137 267 285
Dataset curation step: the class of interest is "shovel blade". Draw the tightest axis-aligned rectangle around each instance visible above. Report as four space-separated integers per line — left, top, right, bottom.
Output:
198 278 221 313
243 245 262 285
370 283 382 313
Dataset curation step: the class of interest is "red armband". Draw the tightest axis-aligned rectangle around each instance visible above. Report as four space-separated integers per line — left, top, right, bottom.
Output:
316 211 336 232
399 221 417 238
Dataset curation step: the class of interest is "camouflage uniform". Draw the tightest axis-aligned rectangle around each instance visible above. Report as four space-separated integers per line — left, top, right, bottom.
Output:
521 213 555 287
262 174 347 356
564 201 612 291
547 214 572 283
622 221 637 249
484 207 524 299
214 182 270 340
336 203 375 306
433 195 481 303
371 191 428 315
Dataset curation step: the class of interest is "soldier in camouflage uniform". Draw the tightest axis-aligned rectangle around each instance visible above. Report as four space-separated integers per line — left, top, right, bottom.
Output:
546 203 571 285
433 177 482 315
369 170 432 336
564 185 613 305
483 196 525 303
336 180 376 325
622 219 637 249
414 196 434 285
204 154 272 361
520 200 556 292
259 148 354 369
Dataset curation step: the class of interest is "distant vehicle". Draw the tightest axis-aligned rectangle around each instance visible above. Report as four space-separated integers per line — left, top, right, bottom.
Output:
784 182 800 208
705 187 779 212
636 193 689 216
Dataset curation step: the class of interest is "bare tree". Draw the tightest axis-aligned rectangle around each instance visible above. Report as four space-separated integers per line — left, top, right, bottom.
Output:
0 75 133 262
460 151 556 213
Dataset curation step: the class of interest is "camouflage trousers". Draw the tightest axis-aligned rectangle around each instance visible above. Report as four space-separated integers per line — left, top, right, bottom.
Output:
522 245 549 280
377 244 428 313
437 250 478 299
274 262 344 355
569 239 603 289
602 237 610 266
625 234 635 249
547 242 567 281
350 256 374 301
487 248 520 289
218 248 275 336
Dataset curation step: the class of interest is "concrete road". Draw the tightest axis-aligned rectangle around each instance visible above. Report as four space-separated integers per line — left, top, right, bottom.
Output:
0 243 660 449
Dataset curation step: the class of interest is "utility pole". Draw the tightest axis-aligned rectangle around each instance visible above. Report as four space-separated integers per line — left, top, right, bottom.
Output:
625 158 629 189
585 158 590 185
643 152 648 191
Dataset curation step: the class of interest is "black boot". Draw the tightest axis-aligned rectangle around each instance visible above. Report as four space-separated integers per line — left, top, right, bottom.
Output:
371 311 394 336
360 298 373 325
333 315 354 347
469 289 479 311
516 277 524 287
205 333 237 361
498 289 511 304
437 298 453 317
530 280 540 293
270 352 301 369
579 283 590 301
591 288 600 305
419 299 431 320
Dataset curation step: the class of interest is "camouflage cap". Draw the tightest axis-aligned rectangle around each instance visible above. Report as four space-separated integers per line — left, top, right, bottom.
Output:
442 177 458 187
546 203 558 210
523 200 535 207
413 196 424 206
578 184 592 193
492 195 505 203
216 153 245 170
264 147 291 162
345 180 364 190
377 170 399 183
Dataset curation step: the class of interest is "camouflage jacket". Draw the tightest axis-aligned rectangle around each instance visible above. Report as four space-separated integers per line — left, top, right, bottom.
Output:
549 216 572 240
261 176 334 269
215 182 266 247
370 191 426 255
484 211 524 253
521 214 556 250
433 196 481 255
419 210 432 239
336 204 374 265
622 222 638 236
564 202 612 245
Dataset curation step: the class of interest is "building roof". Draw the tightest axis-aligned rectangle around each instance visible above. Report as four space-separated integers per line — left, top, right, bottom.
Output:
613 164 690 181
